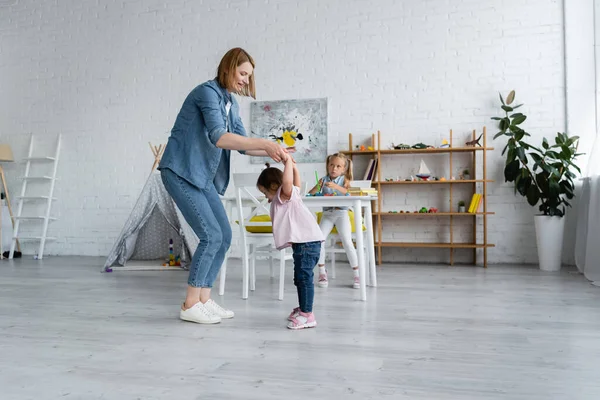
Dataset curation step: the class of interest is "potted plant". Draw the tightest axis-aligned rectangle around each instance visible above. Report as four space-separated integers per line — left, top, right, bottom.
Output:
492 90 582 271
462 169 470 180
457 200 466 212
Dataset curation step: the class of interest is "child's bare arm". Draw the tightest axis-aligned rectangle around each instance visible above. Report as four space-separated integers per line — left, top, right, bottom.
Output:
308 179 322 195
293 162 302 189
279 156 295 201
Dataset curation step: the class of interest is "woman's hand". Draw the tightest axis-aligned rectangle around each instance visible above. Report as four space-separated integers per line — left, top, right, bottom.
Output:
263 140 288 163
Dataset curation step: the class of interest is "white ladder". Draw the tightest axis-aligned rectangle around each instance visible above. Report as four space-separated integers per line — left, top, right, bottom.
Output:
9 134 61 260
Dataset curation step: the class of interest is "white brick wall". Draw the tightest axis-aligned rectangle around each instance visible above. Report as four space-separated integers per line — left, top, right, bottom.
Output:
0 0 587 264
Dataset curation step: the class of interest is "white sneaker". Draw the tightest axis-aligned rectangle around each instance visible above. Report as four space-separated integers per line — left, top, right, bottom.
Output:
203 299 235 319
180 302 221 324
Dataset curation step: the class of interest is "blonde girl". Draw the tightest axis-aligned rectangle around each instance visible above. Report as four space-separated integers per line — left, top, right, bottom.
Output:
308 153 360 289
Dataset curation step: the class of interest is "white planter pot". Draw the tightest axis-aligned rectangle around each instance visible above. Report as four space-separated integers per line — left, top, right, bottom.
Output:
534 215 565 272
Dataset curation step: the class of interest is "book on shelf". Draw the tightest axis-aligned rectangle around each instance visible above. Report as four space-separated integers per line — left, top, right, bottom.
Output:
468 193 483 213
362 159 378 180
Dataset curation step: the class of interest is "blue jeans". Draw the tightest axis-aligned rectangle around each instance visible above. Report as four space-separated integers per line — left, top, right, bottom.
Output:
292 241 321 313
161 168 232 288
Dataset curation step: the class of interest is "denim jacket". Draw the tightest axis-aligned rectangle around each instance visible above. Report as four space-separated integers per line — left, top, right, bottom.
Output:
158 79 247 195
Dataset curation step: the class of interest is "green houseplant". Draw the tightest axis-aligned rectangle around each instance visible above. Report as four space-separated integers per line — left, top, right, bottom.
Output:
492 90 582 271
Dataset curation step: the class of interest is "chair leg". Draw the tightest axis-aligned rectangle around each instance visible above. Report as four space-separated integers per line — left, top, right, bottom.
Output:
241 243 250 300
278 250 286 300
250 244 256 291
269 254 275 278
330 238 336 279
218 249 228 296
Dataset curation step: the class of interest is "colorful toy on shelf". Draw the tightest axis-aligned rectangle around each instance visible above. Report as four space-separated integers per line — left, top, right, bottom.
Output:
439 177 447 181
415 159 431 180
367 146 374 151
419 207 428 213
439 139 450 148
391 143 411 150
428 207 438 213
412 143 428 149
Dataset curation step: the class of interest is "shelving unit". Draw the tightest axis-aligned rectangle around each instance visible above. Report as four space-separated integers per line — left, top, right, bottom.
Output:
343 128 495 267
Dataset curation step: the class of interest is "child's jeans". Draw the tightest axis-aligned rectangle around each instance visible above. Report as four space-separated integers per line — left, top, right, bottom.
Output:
291 241 321 313
318 209 359 267
161 168 232 288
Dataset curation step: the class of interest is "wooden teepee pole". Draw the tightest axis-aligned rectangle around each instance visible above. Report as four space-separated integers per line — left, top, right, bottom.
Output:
149 142 165 173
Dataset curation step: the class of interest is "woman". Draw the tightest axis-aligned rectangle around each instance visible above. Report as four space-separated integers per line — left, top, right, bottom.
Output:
159 48 289 324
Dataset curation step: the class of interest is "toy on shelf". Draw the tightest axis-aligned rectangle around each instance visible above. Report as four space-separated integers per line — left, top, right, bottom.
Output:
391 143 410 150
428 207 438 213
415 159 431 180
465 133 483 147
419 207 428 213
411 143 428 149
459 169 470 180
439 139 450 148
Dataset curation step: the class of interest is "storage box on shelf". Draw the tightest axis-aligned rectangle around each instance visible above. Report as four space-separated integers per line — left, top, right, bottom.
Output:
342 128 495 267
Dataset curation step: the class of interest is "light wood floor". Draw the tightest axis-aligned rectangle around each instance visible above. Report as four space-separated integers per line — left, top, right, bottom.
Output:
1 256 600 400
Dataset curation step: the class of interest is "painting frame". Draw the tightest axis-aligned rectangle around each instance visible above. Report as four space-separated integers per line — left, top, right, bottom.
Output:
249 97 328 164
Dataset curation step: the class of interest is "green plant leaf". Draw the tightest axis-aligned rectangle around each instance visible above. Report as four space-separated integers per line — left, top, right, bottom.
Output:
549 178 560 199
517 175 532 196
542 138 549 149
507 147 517 164
516 147 527 164
491 117 503 121
530 153 543 163
494 131 506 140
514 129 525 142
499 118 510 131
501 105 514 112
499 92 505 106
526 184 540 206
502 143 509 155
504 160 520 182
536 172 549 195
512 114 527 125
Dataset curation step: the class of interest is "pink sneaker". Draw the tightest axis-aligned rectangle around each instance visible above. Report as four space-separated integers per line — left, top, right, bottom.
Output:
287 307 300 321
353 276 360 289
317 272 328 288
287 311 317 330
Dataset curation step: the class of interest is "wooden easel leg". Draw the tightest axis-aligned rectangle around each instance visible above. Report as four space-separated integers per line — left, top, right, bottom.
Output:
0 166 21 252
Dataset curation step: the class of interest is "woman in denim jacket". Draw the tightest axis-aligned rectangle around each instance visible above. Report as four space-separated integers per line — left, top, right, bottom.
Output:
159 48 290 324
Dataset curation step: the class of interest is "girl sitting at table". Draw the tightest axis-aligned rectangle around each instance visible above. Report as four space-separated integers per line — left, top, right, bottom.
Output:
308 152 360 289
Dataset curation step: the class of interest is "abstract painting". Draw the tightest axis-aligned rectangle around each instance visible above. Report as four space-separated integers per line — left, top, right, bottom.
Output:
249 98 328 163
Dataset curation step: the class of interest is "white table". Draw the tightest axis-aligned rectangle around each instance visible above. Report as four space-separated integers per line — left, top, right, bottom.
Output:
221 195 377 301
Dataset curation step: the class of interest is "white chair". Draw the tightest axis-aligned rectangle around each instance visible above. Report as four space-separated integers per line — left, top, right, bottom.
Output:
220 173 292 300
321 180 371 279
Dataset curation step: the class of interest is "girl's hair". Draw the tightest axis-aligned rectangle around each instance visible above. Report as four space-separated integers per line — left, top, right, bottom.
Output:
257 163 283 190
326 153 353 184
216 48 256 98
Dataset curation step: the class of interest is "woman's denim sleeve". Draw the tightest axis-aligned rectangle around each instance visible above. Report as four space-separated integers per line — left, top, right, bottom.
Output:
195 85 227 146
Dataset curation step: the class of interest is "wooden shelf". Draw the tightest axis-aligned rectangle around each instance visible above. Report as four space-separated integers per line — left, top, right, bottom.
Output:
343 147 494 155
376 179 494 185
375 212 495 216
377 242 496 249
346 127 494 267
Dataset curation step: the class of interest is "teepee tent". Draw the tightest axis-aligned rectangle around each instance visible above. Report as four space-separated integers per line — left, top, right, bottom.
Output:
103 144 199 272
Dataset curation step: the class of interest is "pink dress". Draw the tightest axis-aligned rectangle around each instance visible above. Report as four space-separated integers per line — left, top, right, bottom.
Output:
270 186 324 250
